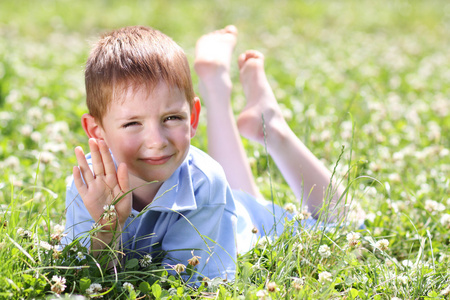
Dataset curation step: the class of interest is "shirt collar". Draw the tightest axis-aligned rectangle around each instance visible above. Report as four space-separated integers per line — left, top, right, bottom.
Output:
136 151 197 213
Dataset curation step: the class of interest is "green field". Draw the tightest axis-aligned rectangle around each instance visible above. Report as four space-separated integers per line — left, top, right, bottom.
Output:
0 0 449 298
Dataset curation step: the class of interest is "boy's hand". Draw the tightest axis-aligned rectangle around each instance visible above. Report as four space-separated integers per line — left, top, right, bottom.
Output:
73 138 132 232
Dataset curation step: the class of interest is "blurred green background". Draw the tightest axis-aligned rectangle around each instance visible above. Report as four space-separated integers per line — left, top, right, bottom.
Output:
0 0 449 209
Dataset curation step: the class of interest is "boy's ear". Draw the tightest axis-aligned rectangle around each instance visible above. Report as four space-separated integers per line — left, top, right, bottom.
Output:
81 113 104 140
190 97 201 138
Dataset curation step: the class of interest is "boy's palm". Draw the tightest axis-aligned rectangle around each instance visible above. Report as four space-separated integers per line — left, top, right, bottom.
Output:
73 139 132 231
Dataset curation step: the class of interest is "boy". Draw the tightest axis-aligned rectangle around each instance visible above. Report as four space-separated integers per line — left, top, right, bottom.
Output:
64 25 344 281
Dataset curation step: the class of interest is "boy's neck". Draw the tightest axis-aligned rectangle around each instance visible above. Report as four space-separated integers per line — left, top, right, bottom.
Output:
129 178 164 212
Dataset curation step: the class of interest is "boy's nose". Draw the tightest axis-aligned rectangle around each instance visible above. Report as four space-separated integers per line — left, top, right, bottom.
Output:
144 125 168 149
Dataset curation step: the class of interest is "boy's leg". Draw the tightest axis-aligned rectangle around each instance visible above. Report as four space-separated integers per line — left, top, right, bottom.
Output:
194 26 262 198
237 51 344 217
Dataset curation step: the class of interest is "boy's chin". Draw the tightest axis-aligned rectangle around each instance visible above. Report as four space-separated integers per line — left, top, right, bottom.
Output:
129 172 172 185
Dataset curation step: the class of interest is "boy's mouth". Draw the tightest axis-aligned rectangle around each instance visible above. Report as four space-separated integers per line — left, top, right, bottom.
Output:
141 155 173 165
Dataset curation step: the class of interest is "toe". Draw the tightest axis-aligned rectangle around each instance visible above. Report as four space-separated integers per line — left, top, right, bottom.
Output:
224 25 238 35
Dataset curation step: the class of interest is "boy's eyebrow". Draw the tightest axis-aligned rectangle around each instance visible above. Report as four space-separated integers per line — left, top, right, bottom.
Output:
116 115 141 121
164 107 189 115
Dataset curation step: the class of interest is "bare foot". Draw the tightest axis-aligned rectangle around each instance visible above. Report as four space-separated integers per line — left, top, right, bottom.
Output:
194 25 238 105
237 50 288 145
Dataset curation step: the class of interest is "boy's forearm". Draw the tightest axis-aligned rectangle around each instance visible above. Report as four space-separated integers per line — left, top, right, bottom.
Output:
90 231 124 273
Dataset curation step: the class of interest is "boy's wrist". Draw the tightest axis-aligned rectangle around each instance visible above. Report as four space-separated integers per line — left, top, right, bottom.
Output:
91 229 120 250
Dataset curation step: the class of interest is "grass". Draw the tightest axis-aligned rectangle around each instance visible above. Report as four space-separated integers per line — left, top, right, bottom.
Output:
0 0 449 298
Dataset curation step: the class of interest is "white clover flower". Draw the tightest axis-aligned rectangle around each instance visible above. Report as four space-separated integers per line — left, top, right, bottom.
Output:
256 289 269 298
30 131 42 143
43 142 68 153
318 245 331 258
51 275 66 294
51 224 66 242
439 253 449 263
424 199 445 214
103 204 114 211
52 248 62 259
365 212 376 223
440 214 450 229
20 124 33 136
397 275 408 285
266 281 279 293
375 239 389 251
52 224 65 235
39 151 56 164
346 232 361 247
293 207 311 221
4 156 20 169
39 96 54 109
374 227 383 236
441 285 450 296
91 223 101 236
347 202 367 223
52 275 66 284
292 277 305 290
391 297 402 300
401 260 414 268
388 173 401 182
293 242 303 252
102 204 116 221
257 236 273 248
77 252 85 260
27 107 43 123
86 283 103 298
122 282 134 291
139 254 153 268
0 111 14 124
17 228 33 239
39 241 53 251
283 203 297 214
44 113 55 123
318 271 332 283
51 121 70 135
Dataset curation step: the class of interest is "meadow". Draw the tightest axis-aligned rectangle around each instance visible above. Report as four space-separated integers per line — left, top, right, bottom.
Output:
0 0 449 298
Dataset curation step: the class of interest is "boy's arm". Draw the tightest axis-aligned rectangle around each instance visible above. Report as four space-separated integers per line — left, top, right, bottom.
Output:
72 138 132 252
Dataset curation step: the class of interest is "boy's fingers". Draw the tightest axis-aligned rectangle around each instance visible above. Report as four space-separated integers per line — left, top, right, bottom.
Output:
73 166 87 196
116 163 131 218
89 138 105 177
74 146 94 184
116 163 129 193
98 140 116 175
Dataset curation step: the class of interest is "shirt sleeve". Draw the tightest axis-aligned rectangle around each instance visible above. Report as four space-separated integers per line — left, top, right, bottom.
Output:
62 178 94 248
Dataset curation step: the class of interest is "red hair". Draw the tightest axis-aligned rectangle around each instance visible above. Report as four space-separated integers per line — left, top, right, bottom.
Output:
85 26 195 126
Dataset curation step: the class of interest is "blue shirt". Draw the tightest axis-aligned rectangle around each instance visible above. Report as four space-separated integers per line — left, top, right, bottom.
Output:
64 146 241 280
64 145 304 280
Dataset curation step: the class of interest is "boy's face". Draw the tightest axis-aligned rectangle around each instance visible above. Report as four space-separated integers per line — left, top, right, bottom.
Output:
98 82 198 185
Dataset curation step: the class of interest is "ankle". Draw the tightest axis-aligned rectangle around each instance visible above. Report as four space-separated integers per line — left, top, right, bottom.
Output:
199 74 232 96
265 121 293 152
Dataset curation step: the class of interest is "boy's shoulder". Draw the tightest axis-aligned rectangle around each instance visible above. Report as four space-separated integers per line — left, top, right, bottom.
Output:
187 145 227 183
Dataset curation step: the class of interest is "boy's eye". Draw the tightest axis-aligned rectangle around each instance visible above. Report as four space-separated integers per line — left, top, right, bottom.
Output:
123 121 139 128
165 116 181 121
